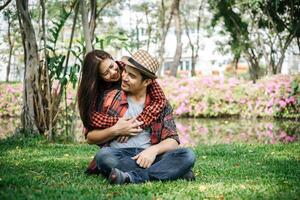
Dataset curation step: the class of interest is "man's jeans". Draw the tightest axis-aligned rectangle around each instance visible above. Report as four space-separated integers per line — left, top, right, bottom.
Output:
95 147 196 183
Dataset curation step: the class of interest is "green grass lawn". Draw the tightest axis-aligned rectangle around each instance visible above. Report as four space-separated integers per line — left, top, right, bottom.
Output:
0 135 299 200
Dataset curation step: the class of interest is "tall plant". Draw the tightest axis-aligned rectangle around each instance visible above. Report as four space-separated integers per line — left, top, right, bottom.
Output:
16 0 80 141
45 2 80 140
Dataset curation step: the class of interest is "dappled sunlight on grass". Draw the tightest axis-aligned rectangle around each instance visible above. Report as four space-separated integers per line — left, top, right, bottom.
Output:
0 136 299 199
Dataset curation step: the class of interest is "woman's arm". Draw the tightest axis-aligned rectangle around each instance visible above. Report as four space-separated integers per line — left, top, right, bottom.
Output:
136 80 167 129
89 90 120 129
89 81 166 130
89 62 165 130
90 112 119 129
87 118 143 145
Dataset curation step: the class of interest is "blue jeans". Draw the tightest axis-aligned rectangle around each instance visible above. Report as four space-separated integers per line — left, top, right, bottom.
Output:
95 147 196 183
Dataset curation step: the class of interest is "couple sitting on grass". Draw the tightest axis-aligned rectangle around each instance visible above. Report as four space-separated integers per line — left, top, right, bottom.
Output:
77 49 196 184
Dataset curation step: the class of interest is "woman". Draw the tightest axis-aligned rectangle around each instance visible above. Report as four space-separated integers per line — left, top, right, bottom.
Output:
77 50 167 173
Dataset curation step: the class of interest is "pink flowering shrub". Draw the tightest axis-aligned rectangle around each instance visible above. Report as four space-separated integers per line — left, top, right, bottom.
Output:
273 76 300 119
0 74 299 119
0 83 23 117
158 74 299 119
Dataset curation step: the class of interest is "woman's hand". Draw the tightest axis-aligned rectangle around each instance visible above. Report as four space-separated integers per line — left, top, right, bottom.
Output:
112 117 143 137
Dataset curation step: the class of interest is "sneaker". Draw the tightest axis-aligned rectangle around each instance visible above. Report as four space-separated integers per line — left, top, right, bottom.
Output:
84 158 101 175
181 170 195 181
108 168 131 184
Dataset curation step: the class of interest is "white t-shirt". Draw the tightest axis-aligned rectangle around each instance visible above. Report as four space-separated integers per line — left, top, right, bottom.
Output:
109 96 151 149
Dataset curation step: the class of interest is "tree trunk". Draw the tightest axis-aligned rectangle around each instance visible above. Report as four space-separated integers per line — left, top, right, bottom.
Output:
94 0 113 38
258 33 272 75
232 55 239 75
6 19 13 82
191 52 196 76
89 0 96 40
40 0 54 140
16 0 40 133
170 0 182 77
193 3 202 77
135 19 140 50
145 9 151 52
183 2 203 77
183 15 195 77
274 34 294 74
158 0 172 76
245 49 259 83
80 0 93 53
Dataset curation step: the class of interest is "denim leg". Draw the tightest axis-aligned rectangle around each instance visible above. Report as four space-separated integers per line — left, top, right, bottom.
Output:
128 148 196 183
95 147 143 177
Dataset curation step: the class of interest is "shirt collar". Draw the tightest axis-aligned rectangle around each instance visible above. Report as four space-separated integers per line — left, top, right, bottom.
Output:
119 90 151 106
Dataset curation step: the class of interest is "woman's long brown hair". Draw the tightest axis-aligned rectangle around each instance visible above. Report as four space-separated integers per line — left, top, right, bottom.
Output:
77 50 113 130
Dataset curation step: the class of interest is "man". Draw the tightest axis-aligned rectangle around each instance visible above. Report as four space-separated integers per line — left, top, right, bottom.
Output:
86 49 196 184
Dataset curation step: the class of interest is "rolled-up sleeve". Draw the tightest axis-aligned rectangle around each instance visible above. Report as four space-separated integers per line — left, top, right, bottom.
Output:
160 102 180 144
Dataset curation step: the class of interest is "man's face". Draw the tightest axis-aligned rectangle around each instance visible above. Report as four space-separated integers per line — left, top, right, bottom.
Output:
121 65 150 94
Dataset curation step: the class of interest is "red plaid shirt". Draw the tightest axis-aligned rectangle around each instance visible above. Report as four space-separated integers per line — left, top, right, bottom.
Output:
90 61 166 130
101 89 180 145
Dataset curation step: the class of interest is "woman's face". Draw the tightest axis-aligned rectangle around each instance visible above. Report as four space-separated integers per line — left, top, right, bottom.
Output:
99 58 121 82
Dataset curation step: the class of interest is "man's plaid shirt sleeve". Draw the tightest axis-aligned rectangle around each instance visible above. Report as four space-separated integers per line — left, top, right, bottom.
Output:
137 80 167 129
159 102 180 144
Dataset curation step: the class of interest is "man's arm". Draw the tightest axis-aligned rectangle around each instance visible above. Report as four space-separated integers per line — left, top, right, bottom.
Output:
132 101 180 168
132 138 178 168
150 138 179 154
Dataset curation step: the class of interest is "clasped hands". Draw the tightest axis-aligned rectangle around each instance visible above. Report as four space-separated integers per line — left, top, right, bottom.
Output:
112 117 143 143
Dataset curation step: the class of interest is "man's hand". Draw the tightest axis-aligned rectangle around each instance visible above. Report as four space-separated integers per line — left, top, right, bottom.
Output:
115 118 143 143
132 146 158 168
113 117 143 137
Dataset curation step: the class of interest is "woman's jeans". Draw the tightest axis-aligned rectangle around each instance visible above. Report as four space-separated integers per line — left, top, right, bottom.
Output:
95 147 196 183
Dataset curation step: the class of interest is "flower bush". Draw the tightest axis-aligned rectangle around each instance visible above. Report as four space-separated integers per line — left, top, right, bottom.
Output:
1 74 299 119
158 74 300 119
274 76 300 119
0 83 23 117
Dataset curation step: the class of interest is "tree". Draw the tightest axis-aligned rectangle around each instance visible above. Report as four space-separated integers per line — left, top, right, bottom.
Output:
157 0 173 75
3 6 17 82
182 0 205 76
210 0 263 82
16 0 42 132
90 0 115 40
169 0 182 77
210 0 300 82
1 0 14 82
15 0 81 140
80 0 93 53
131 1 157 52
45 1 80 140
258 0 300 74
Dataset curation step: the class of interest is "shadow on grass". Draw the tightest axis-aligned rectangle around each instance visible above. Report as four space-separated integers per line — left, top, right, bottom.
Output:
0 137 299 199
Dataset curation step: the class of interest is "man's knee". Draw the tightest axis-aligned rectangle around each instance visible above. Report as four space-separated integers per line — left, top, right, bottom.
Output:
179 148 196 167
95 147 118 168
